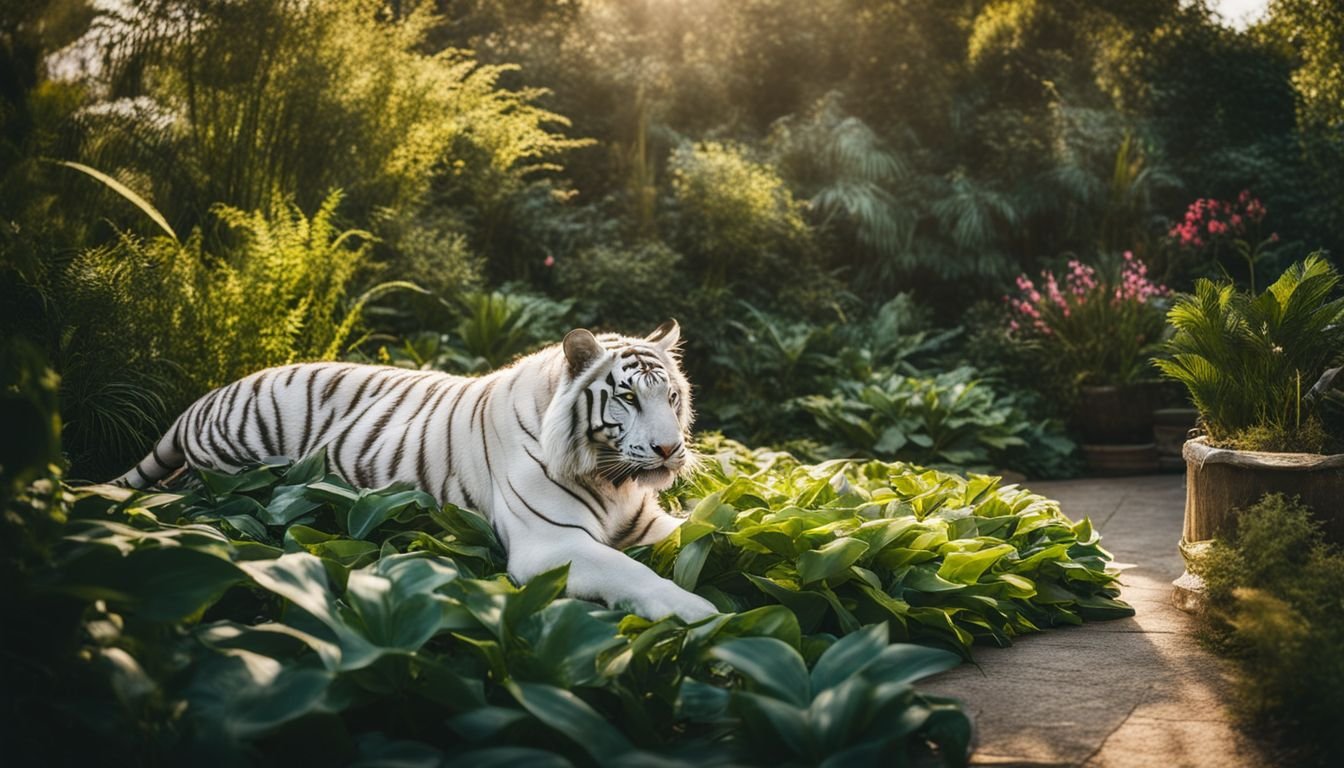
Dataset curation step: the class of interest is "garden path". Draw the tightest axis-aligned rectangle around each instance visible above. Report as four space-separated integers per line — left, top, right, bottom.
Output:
922 474 1267 768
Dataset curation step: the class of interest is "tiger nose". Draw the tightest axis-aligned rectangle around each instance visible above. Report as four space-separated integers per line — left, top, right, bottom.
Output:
651 442 680 459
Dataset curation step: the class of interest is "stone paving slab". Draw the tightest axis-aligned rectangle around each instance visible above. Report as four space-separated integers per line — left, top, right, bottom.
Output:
921 474 1265 768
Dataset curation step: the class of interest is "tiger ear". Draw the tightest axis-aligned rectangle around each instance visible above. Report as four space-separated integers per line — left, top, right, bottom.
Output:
563 328 605 374
646 319 680 353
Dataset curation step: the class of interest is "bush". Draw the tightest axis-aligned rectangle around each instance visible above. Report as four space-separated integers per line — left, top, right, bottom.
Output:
796 367 1075 476
365 285 575 374
1192 493 1344 765
57 192 388 476
698 299 1076 478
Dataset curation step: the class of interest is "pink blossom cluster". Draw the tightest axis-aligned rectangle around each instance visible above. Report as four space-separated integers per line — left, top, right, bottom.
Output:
1168 189 1268 249
1116 250 1168 302
1006 252 1167 335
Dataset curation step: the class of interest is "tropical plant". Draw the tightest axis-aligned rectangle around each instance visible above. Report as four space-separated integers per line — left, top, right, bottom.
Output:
795 367 1074 475
1155 255 1344 452
1007 251 1170 392
1191 493 1344 766
82 0 587 241
368 287 575 374
770 92 913 268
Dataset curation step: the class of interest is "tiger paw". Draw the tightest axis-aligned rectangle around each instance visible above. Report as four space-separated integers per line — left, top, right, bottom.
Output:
628 581 718 623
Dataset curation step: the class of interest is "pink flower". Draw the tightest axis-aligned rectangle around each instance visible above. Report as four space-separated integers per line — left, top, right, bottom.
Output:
1247 199 1266 222
1269 232 1279 243
543 254 556 267
1208 220 1227 235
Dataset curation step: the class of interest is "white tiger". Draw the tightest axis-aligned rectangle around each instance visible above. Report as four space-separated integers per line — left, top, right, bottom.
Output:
114 320 718 621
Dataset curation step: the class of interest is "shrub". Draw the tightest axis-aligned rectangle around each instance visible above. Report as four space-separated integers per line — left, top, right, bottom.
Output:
58 192 390 475
1192 493 1344 765
666 142 826 306
796 367 1075 476
649 435 1127 651
1156 254 1344 452
366 286 575 374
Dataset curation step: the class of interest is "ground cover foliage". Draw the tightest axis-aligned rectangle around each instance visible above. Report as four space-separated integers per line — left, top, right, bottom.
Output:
2 379 1129 766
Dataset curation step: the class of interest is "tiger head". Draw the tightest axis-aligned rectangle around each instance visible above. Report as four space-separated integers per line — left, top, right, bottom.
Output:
542 319 695 490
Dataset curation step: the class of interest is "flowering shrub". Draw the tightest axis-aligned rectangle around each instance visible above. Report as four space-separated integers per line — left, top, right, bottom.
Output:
1168 190 1279 291
1006 252 1169 389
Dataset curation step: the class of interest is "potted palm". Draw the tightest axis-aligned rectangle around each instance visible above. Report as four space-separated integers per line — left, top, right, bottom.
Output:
1156 255 1344 605
1006 252 1171 473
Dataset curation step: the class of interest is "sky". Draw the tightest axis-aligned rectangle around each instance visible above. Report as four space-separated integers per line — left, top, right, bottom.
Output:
1209 0 1272 29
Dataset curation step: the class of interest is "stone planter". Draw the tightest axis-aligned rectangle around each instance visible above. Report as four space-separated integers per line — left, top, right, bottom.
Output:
1173 436 1344 610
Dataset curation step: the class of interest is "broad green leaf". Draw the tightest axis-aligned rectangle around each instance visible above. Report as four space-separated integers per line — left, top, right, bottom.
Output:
745 574 830 633
185 649 334 741
518 600 626 687
709 636 810 707
49 544 245 622
730 691 811 758
506 681 633 760
810 621 888 692
937 543 1015 584
797 537 870 585
672 534 711 590
347 488 439 539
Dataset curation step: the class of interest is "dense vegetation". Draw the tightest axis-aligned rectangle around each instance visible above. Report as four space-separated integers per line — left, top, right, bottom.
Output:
3 1 1344 762
1 345 1130 764
5 0 1344 478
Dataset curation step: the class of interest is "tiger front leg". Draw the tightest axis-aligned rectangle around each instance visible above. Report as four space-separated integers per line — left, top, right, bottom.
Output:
500 515 717 622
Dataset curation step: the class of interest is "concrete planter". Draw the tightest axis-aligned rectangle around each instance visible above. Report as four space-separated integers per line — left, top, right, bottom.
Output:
1173 436 1344 611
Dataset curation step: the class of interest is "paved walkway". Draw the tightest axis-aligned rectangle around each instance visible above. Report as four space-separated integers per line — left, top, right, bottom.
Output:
922 474 1266 768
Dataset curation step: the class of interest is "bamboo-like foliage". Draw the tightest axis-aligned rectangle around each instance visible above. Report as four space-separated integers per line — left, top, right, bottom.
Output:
78 0 587 231
1156 255 1344 448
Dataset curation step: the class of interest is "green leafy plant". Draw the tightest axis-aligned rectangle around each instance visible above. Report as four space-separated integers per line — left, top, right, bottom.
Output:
4 426 1137 764
1191 493 1344 765
647 435 1125 653
1155 254 1344 452
796 367 1074 475
367 287 575 374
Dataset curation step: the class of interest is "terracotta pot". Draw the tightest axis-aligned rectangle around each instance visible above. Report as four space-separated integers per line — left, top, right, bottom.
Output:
1073 383 1160 444
1174 437 1344 611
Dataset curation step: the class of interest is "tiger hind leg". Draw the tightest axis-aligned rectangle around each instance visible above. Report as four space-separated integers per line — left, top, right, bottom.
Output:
111 419 186 489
